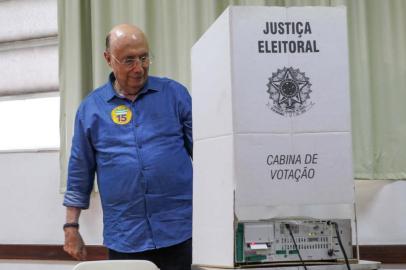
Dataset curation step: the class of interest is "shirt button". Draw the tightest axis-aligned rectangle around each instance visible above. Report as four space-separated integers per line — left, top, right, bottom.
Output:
139 145 142 149
135 123 139 127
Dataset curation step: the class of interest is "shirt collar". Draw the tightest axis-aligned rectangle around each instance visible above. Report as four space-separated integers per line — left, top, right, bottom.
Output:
102 72 160 102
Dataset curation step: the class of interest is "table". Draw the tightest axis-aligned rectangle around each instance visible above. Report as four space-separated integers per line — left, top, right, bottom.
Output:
193 260 381 270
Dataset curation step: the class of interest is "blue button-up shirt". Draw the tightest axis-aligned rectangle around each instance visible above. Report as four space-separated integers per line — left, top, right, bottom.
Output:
63 74 193 253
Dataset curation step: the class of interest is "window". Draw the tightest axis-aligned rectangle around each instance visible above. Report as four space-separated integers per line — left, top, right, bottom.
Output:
0 96 59 151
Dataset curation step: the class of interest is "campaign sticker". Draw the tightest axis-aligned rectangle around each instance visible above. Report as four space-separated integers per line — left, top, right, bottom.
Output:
111 105 132 125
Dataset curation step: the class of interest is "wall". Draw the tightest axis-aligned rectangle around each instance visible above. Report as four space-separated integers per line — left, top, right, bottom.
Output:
0 151 103 245
356 180 406 244
0 151 103 270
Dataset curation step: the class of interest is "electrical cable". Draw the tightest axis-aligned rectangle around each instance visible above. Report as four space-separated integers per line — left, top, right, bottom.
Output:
285 223 308 270
331 221 351 270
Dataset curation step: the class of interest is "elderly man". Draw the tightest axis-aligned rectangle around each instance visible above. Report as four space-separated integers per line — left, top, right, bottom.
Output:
63 24 193 270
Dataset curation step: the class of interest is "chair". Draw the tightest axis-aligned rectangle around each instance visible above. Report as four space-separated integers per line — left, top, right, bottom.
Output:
72 260 160 270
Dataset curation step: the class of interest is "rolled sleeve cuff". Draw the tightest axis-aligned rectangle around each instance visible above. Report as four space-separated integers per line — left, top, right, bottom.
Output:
63 190 91 209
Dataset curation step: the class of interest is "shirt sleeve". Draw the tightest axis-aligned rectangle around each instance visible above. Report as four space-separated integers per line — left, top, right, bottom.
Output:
63 105 96 209
175 83 193 158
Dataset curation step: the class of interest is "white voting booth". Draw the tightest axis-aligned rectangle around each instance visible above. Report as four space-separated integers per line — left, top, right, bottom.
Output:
191 6 377 269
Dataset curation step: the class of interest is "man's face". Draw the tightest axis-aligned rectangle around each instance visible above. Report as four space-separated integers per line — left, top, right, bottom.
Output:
106 35 150 94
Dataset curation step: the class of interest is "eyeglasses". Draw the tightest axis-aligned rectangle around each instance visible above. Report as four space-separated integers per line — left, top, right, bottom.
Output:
110 54 152 69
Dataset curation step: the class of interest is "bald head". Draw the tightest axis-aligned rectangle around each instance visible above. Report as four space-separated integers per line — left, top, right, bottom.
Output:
103 24 151 97
105 24 149 52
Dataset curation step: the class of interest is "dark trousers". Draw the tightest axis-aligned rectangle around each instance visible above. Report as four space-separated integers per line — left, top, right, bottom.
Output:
109 238 192 270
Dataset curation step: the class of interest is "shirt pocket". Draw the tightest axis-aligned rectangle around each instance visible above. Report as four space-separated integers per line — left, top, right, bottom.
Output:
139 115 182 145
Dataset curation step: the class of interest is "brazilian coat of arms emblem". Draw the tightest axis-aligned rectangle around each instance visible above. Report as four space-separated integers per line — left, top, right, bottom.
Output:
266 67 314 117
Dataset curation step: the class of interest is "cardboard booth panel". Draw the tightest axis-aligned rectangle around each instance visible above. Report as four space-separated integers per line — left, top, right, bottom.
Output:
192 8 233 141
193 136 235 222
193 221 235 266
235 203 356 223
193 136 235 266
288 7 351 133
234 132 354 209
230 6 350 133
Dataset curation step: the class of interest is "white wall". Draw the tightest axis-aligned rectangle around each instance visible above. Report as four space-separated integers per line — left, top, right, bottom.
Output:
0 151 103 245
0 151 103 270
355 180 406 244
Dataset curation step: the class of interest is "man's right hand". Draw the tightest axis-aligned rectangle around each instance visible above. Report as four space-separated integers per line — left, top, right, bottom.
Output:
63 227 87 260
